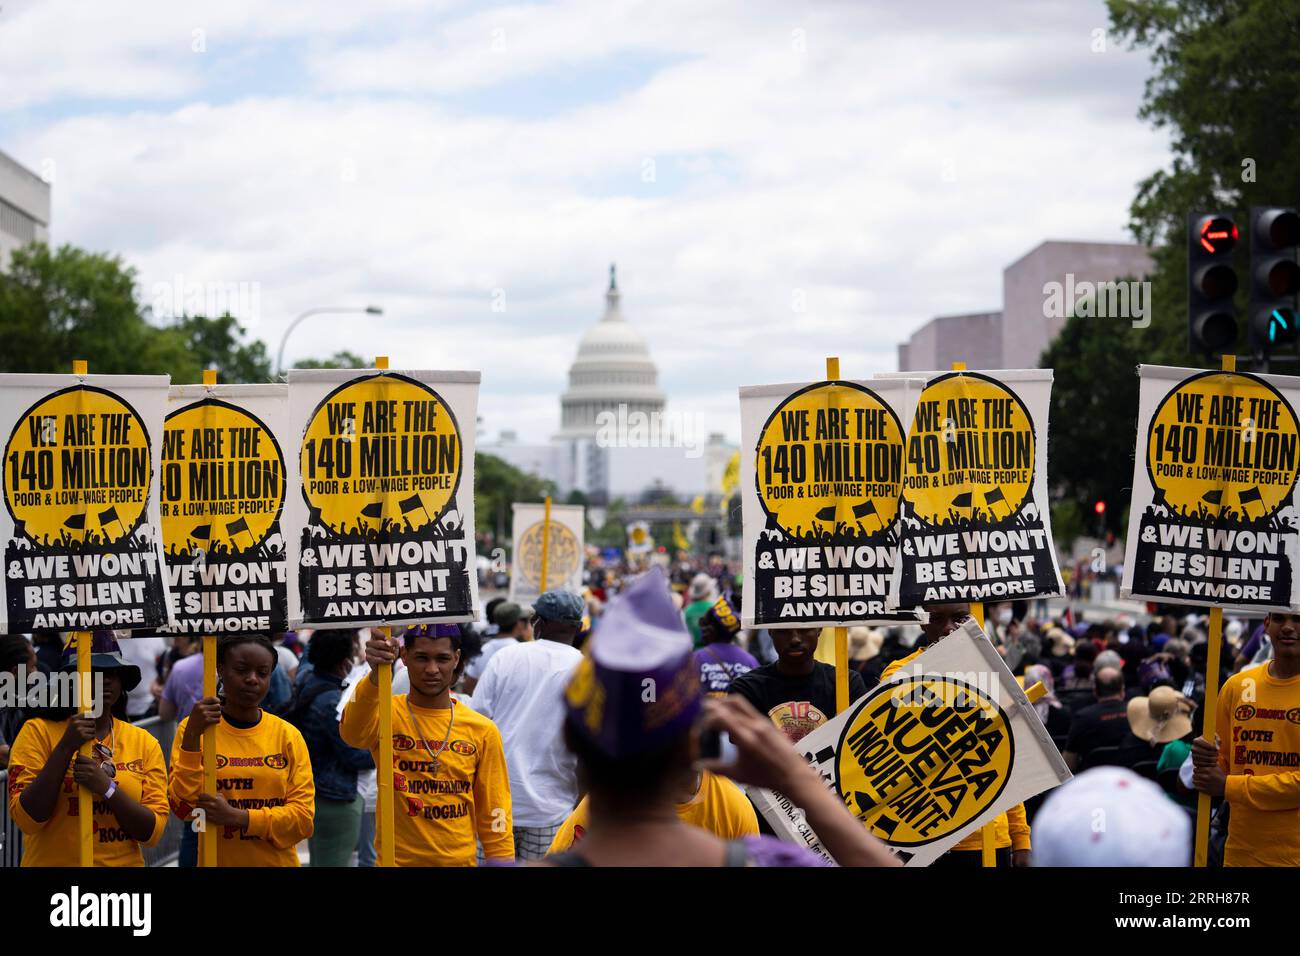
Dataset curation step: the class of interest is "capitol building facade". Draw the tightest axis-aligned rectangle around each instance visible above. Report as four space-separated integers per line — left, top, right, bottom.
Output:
480 266 735 505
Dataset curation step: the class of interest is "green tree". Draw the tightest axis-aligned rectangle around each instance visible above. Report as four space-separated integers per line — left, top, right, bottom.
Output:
1045 0 1300 536
169 313 273 383
473 452 554 555
0 243 190 376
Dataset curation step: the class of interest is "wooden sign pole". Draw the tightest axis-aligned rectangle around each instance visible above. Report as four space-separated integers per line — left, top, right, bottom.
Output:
825 357 850 716
540 496 553 593
70 360 95 867
372 357 396 867
1193 353 1234 867
200 369 220 867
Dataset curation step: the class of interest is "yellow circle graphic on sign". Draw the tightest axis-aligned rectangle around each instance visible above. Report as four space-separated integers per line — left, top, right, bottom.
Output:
1145 370 1299 521
835 675 1013 847
902 373 1034 525
160 399 285 555
756 381 904 539
3 385 151 544
517 519 581 590
300 373 461 536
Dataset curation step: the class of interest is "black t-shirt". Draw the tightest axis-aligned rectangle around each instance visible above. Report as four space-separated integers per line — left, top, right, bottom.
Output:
1064 698 1130 759
728 661 867 743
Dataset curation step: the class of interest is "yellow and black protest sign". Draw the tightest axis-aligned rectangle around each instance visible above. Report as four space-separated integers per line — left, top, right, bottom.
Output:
161 400 284 554
889 370 1063 607
292 370 476 625
756 381 903 539
741 378 917 626
301 374 461 536
517 521 580 589
831 674 1013 846
157 394 290 634
902 373 1033 526
5 385 151 544
2 379 171 632
1125 367 1300 608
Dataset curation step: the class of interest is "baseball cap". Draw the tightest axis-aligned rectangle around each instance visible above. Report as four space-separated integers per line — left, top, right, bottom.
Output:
700 594 742 638
493 601 532 630
535 588 585 624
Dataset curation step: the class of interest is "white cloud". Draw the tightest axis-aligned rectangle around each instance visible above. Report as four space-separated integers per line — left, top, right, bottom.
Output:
4 0 1167 447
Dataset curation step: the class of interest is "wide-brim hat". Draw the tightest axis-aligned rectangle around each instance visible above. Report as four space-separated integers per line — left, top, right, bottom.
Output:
1126 686 1192 743
60 651 142 692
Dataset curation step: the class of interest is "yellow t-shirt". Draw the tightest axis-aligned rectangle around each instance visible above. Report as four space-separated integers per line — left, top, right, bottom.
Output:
1216 662 1300 867
339 676 514 866
169 712 315 867
7 716 169 867
547 770 759 853
880 648 1030 854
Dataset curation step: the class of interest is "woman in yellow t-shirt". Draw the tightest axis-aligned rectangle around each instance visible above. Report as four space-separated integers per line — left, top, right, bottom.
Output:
169 634 314 866
7 645 169 867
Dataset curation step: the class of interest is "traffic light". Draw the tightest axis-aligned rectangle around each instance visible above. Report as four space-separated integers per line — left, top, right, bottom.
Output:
1188 212 1240 355
1248 206 1300 354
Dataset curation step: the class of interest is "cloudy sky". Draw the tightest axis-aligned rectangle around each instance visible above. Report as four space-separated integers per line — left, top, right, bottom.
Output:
0 0 1167 445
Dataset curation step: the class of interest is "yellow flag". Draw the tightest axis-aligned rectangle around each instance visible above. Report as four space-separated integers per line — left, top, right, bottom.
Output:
673 521 690 551
721 451 740 496
691 495 705 515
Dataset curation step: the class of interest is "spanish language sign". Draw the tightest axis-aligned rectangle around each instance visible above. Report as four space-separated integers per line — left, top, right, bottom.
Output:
157 384 295 633
762 619 1070 866
739 377 923 627
286 368 481 628
880 369 1064 608
1 373 172 632
1122 365 1300 610
509 502 584 605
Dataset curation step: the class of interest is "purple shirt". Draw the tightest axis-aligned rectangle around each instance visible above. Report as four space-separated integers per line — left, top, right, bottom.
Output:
162 653 205 720
694 643 759 695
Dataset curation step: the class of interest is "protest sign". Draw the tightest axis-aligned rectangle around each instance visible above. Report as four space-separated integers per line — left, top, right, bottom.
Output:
739 376 923 627
754 619 1070 866
157 384 295 633
286 368 480 628
1122 365 1300 610
881 369 1063 607
509 501 584 604
1 373 172 632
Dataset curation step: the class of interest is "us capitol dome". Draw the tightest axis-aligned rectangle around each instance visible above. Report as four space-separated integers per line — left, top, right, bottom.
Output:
556 264 666 439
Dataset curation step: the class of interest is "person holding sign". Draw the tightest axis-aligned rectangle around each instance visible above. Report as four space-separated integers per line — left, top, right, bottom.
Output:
1192 611 1300 866
7 642 169 866
169 634 316 866
728 627 866 743
342 624 515 866
879 603 1032 867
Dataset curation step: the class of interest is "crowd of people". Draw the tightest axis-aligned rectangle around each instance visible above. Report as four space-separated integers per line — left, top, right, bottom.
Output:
1 552 1298 868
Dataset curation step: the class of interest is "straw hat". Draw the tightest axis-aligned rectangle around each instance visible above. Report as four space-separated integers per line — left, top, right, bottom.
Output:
1126 686 1193 744
848 627 883 662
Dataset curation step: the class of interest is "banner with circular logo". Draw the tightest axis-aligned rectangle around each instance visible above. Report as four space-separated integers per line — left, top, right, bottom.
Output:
784 619 1070 866
882 369 1064 609
157 385 293 633
740 377 924 627
1123 365 1300 610
509 502 584 604
1 374 172 632
285 368 480 627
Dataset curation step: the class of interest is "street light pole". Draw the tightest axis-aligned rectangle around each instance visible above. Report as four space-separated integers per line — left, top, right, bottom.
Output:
276 305 383 376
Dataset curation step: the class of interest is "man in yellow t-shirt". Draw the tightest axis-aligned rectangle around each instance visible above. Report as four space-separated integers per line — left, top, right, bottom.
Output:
1193 610 1300 866
879 603 1031 866
8 650 169 867
341 624 514 866
548 768 758 853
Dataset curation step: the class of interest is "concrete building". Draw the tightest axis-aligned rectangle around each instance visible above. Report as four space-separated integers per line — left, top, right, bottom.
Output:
0 149 51 271
898 240 1153 371
481 266 737 504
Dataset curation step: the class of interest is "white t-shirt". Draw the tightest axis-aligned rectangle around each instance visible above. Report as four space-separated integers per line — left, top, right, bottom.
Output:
466 636 517 681
471 639 582 827
275 644 299 677
116 636 166 717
